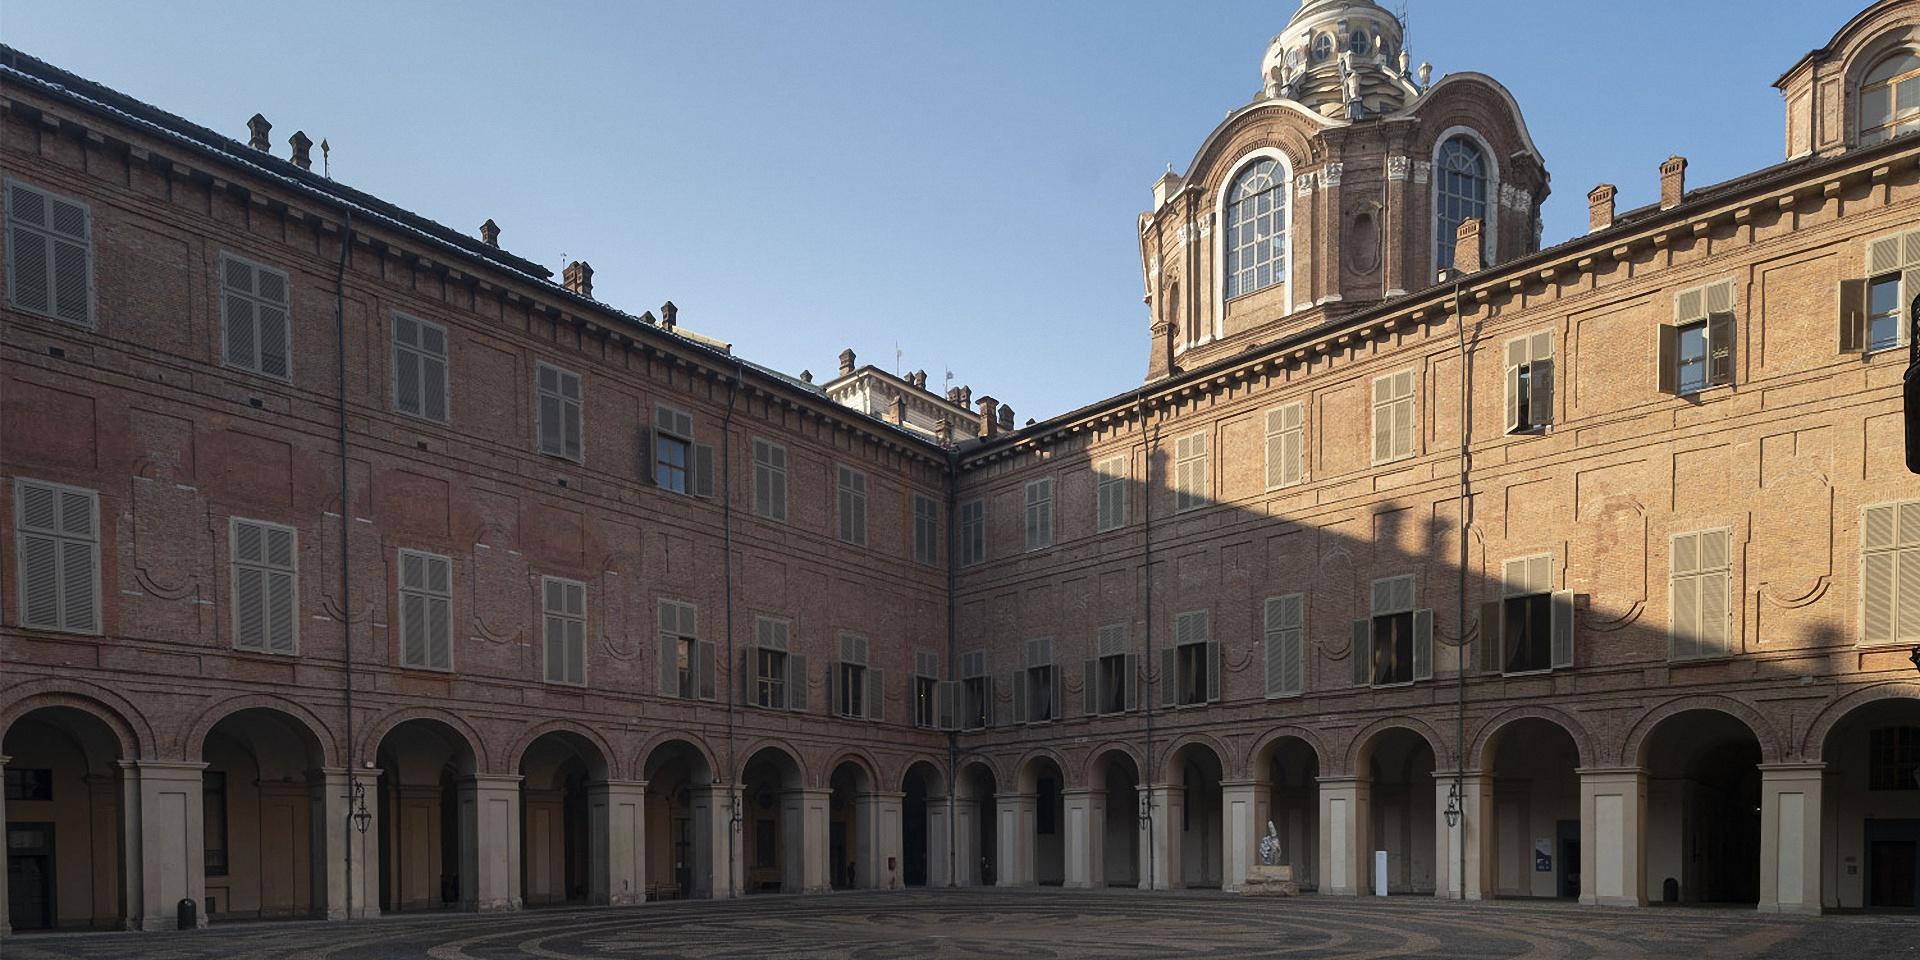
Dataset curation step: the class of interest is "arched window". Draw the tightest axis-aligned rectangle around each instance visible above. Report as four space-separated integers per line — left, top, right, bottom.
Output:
1435 136 1489 273
1860 50 1920 146
1224 159 1288 300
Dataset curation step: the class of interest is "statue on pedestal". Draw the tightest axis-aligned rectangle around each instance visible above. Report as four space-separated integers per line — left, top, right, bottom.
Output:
1258 820 1282 866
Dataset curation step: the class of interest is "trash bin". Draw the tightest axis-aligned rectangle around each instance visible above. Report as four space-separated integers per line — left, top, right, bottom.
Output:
176 897 197 930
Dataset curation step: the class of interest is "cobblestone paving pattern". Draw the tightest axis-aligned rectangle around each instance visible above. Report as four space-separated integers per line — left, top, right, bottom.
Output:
5 889 1916 960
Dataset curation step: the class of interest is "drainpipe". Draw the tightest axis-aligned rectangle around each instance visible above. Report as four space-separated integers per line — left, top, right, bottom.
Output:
723 363 742 896
1451 273 1470 902
945 447 959 887
332 212 357 916
1136 391 1157 890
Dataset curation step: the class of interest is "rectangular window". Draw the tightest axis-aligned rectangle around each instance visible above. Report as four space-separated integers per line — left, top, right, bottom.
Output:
657 600 712 700
835 633 874 720
913 651 940 729
1174 432 1210 512
961 650 991 730
1670 529 1733 659
1869 726 1920 791
220 253 292 381
836 466 868 546
958 499 986 566
1868 274 1903 353
1024 478 1054 551
1503 331 1555 434
1018 637 1056 723
1660 280 1736 395
397 550 453 670
1091 624 1134 716
536 362 584 461
392 313 450 423
1371 370 1417 465
1265 403 1304 489
3 769 52 802
1851 230 1920 354
1164 611 1217 707
230 518 297 655
541 576 587 686
1862 501 1920 646
1262 594 1305 698
912 494 939 566
5 179 92 326
752 438 788 521
1500 555 1574 675
14 478 100 635
753 617 790 709
1358 575 1432 687
203 770 229 877
654 406 711 497
1095 456 1128 532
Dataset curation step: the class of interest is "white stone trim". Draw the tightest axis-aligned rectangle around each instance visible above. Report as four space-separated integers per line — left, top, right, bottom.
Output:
1208 147 1296 351
1429 125 1501 280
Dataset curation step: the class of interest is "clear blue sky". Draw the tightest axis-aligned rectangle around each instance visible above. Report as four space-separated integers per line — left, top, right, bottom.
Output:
4 1 1861 421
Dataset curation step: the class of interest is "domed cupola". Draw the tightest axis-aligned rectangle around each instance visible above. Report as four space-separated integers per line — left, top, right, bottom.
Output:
1261 0 1424 120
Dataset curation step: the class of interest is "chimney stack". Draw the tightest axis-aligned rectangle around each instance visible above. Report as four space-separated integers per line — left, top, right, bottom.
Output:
838 349 856 376
1452 218 1483 275
247 113 271 152
886 394 906 425
480 219 500 247
659 301 678 331
912 369 927 390
934 417 952 446
1587 184 1616 233
288 131 313 171
562 261 594 298
1659 155 1688 210
800 369 814 384
976 396 1000 438
997 404 1014 431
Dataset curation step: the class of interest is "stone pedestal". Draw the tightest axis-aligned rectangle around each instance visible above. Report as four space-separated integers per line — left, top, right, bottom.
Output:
1241 863 1299 896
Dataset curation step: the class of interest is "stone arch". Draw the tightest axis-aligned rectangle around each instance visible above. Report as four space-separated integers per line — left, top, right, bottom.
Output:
955 753 1008 792
1804 680 1920 761
634 730 718 781
1468 704 1597 771
736 737 805 783
357 704 485 774
1083 741 1145 787
508 718 617 782
1014 746 1073 793
1247 724 1330 778
181 693 340 768
818 746 883 791
899 757 948 796
1342 715 1450 776
0 679 154 760
1158 731 1234 781
1622 694 1784 767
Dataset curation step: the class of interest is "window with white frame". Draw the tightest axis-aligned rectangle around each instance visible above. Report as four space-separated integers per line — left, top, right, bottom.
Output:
1669 529 1732 659
1224 158 1288 300
1846 229 1920 355
231 518 297 654
959 499 986 566
5 179 91 326
1163 610 1218 707
1262 594 1304 698
220 254 292 380
752 438 787 521
1355 575 1431 686
836 465 868 546
912 494 938 565
1095 455 1127 532
1264 403 1304 489
1371 370 1416 465
834 633 878 720
1089 624 1135 715
541 576 586 686
1496 555 1575 674
1435 135 1489 275
536 362 583 461
657 599 713 700
654 406 711 497
392 313 449 423
1015 637 1057 723
1174 432 1210 512
397 549 452 670
1660 280 1736 395
1024 478 1054 551
1504 331 1555 434
14 478 100 634
1862 500 1920 646
752 616 796 709
1858 50 1920 147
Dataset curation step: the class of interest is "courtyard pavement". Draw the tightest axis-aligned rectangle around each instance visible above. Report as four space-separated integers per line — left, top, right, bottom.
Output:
3 888 1916 959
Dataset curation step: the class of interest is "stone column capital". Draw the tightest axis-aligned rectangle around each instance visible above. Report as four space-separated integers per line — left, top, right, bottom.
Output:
1757 762 1826 776
463 773 524 790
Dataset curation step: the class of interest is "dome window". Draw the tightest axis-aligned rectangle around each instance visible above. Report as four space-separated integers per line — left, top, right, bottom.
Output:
1224 158 1289 300
1435 136 1490 275
1859 50 1920 147
1312 33 1333 63
1349 29 1370 55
